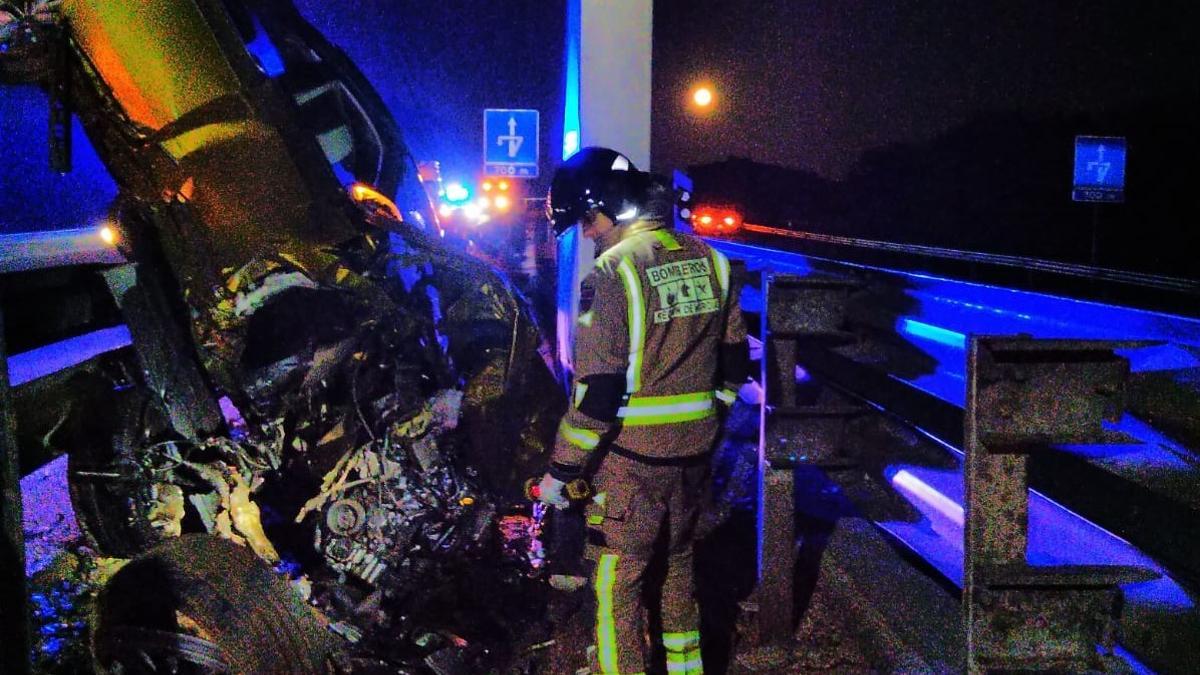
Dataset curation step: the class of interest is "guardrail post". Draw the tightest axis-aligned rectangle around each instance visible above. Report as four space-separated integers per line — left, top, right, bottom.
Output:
1 302 32 675
963 336 1160 673
744 274 861 651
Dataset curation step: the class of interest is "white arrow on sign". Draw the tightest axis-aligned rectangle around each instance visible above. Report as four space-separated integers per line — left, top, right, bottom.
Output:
497 116 524 158
1087 145 1112 183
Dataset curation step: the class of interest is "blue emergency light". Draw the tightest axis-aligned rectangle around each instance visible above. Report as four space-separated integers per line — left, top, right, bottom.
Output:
443 182 471 204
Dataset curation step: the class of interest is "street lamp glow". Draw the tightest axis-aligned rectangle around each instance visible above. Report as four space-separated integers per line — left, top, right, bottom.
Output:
692 86 714 107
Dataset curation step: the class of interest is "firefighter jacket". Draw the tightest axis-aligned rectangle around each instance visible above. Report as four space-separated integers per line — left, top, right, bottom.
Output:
551 224 751 474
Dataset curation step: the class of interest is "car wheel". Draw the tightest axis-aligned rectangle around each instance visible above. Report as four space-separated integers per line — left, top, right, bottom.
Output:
93 535 343 674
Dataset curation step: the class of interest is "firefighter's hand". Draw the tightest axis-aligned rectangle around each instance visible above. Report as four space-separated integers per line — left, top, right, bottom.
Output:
537 473 570 509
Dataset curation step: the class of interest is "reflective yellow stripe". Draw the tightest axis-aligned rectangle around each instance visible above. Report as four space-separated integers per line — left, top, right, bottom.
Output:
596 554 620 673
622 408 713 426
715 388 737 404
662 630 701 650
665 655 704 674
664 629 704 674
618 391 715 426
559 420 600 450
653 230 682 250
574 382 590 407
578 310 594 327
616 257 645 394
711 249 730 302
625 392 713 407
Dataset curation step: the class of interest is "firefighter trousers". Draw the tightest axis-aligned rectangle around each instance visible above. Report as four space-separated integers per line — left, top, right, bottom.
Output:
586 449 708 675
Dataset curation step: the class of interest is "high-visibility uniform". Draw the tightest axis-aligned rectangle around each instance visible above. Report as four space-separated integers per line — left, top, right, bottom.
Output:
551 224 750 675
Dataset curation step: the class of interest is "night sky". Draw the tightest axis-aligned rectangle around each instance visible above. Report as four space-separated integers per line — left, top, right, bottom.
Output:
651 0 1200 177
290 0 565 190
3 1 1199 231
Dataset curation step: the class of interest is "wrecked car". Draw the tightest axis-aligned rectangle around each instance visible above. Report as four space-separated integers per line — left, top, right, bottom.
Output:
2 0 565 671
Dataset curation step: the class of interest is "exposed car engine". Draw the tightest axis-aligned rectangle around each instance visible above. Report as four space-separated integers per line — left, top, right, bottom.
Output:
305 390 490 589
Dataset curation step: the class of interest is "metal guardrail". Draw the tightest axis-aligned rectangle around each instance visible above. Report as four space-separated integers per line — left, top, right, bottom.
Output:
962 337 1159 672
0 228 124 273
741 223 1200 297
0 229 126 675
710 237 1200 407
715 239 1199 673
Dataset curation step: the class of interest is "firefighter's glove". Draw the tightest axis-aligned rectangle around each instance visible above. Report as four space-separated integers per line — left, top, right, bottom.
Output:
537 472 570 509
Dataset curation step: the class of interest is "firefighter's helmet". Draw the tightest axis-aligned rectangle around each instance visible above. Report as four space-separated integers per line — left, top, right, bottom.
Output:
546 147 652 237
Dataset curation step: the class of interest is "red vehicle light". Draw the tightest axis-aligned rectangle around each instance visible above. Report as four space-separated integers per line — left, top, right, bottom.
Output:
692 205 741 236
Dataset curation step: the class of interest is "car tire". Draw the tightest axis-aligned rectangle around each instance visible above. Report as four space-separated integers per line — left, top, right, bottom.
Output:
93 534 342 674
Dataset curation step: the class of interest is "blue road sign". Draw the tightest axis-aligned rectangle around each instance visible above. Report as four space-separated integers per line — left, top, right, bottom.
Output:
484 109 539 177
1072 136 1126 203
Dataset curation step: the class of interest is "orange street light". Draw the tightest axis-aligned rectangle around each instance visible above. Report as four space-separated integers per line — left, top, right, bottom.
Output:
692 86 714 108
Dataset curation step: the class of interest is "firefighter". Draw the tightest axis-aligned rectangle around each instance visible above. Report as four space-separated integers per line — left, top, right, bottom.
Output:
538 147 751 675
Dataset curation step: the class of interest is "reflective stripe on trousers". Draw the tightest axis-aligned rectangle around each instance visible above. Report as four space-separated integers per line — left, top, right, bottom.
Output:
595 553 623 674
663 630 703 674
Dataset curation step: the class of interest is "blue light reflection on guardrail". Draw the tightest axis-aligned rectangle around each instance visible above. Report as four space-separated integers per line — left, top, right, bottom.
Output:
7 326 132 387
883 464 1193 611
715 235 1200 479
897 318 966 349
713 236 1198 670
713 237 1200 406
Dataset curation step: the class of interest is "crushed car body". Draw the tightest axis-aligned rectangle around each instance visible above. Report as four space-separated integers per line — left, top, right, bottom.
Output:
2 0 566 671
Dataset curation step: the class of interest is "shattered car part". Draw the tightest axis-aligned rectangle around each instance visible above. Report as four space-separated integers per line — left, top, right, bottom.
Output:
4 0 566 669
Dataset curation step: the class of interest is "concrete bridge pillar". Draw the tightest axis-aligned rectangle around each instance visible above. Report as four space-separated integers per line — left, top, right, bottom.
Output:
557 0 653 377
